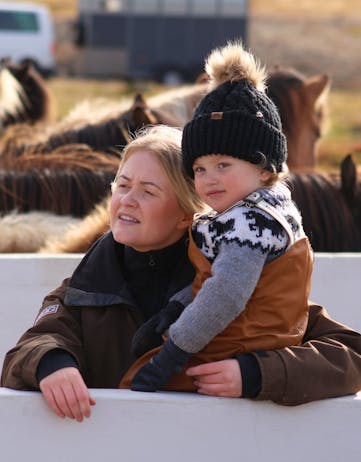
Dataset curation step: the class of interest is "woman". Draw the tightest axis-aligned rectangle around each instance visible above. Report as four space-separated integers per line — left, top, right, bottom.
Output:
1 125 361 422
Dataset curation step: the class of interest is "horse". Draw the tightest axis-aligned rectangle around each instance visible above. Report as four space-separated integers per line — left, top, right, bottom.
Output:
0 145 119 217
38 154 361 254
0 210 80 252
0 82 208 160
266 66 330 172
0 59 54 134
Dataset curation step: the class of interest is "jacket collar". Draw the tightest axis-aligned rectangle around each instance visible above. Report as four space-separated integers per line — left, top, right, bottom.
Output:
65 232 134 307
64 231 194 308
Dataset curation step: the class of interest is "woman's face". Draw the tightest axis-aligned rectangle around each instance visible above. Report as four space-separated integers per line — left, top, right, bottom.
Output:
110 150 190 252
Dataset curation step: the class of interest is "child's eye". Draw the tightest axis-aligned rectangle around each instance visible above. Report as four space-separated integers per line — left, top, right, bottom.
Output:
218 162 230 169
193 166 204 174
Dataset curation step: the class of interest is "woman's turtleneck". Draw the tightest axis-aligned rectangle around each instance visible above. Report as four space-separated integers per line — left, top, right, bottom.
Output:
123 235 188 319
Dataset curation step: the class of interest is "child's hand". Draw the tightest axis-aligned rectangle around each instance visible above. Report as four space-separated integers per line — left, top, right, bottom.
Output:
186 359 242 397
131 339 191 392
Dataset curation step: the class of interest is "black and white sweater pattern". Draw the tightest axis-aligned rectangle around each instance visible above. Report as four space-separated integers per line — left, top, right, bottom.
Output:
169 183 306 354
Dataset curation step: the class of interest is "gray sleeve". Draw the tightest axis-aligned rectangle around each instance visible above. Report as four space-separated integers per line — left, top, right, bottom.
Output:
169 241 268 353
169 284 193 307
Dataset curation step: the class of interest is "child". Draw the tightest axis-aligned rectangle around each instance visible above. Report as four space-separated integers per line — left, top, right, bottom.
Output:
120 41 313 392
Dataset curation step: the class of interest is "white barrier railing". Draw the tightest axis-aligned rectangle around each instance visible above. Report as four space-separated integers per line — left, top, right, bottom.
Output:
0 387 360 462
0 253 360 462
0 253 360 365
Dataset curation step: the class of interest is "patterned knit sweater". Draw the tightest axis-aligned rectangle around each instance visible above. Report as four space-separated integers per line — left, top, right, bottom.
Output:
169 182 306 353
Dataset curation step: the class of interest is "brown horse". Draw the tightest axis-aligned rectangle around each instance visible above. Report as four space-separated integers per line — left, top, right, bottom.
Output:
0 93 161 161
266 66 330 172
0 82 208 160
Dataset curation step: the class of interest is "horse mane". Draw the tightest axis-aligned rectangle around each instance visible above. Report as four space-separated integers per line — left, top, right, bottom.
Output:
288 160 361 251
147 82 208 127
40 195 111 253
0 145 118 217
39 156 361 254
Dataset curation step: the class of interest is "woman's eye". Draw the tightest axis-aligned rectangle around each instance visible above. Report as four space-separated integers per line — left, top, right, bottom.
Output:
145 190 155 196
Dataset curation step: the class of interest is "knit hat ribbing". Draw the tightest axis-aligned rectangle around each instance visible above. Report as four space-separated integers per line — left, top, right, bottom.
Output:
182 42 287 177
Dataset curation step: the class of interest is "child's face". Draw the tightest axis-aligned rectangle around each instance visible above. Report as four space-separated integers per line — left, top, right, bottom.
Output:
193 154 270 213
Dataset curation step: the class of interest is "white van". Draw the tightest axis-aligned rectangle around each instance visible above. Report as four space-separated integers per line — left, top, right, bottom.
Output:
0 2 56 75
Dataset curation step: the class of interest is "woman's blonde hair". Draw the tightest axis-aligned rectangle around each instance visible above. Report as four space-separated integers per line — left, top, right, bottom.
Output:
112 125 204 216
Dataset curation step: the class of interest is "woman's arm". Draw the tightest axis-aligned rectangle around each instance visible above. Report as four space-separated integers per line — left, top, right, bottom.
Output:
253 303 361 405
186 304 361 405
1 279 85 389
1 278 96 420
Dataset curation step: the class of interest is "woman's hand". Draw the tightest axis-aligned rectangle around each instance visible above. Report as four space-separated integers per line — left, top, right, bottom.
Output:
39 367 96 422
186 359 242 398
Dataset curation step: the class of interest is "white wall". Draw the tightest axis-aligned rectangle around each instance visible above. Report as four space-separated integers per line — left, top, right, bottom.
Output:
0 253 360 365
0 253 360 462
0 387 360 462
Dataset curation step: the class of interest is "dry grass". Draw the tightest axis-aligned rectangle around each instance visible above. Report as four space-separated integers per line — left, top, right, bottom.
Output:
251 0 361 18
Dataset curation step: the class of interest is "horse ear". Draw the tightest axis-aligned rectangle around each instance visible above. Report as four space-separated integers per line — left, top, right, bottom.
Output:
130 93 159 129
132 92 147 109
341 153 357 204
0 56 11 68
304 74 331 104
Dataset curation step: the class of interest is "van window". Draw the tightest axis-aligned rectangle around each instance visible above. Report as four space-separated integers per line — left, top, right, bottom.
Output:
0 11 39 32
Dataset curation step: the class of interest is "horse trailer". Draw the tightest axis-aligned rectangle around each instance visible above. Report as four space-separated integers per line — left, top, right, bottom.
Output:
75 0 249 82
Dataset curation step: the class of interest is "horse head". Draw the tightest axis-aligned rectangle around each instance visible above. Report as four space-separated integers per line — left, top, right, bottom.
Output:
2 59 55 124
267 67 330 172
120 93 163 138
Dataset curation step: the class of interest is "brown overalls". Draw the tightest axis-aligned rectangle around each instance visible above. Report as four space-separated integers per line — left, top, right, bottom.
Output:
120 204 313 391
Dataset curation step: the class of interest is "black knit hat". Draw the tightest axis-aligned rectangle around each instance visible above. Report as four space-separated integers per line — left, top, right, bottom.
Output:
182 43 287 177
